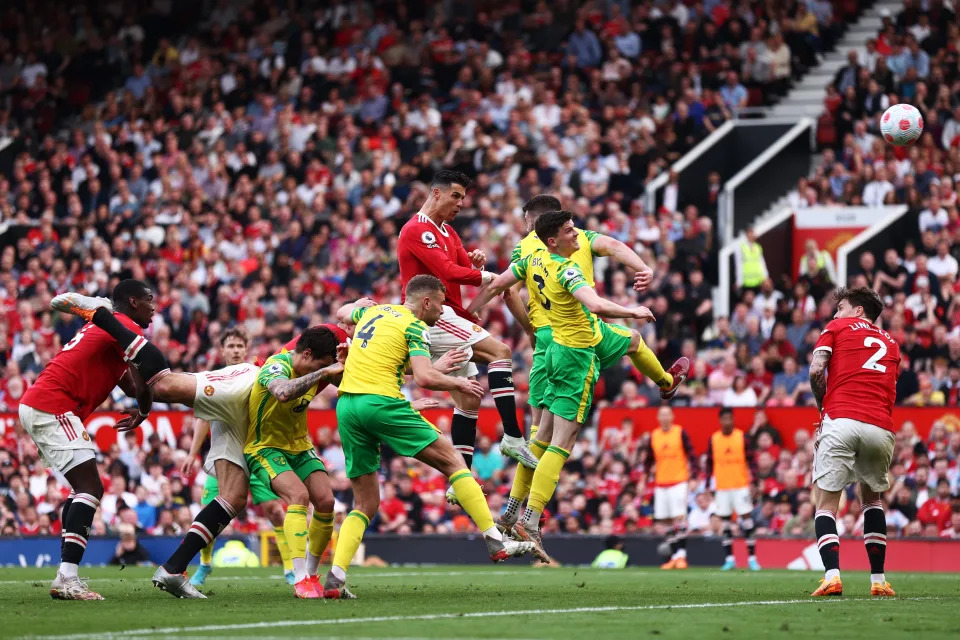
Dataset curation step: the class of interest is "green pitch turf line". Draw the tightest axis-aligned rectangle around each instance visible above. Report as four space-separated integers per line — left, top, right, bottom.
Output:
33 597 948 640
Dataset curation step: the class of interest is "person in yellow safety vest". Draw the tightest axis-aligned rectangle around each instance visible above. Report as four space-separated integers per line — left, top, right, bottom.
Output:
736 227 769 290
592 535 629 568
212 540 261 568
797 239 837 283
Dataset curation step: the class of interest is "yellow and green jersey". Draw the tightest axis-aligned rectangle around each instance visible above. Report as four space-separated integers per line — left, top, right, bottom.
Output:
511 248 602 349
245 352 318 455
338 304 431 399
510 228 599 329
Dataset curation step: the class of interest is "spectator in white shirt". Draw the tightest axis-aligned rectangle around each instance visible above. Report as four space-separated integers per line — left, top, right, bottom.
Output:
723 376 759 407
531 91 562 131
853 120 877 156
919 197 949 232
862 166 895 206
928 240 959 280
580 156 610 197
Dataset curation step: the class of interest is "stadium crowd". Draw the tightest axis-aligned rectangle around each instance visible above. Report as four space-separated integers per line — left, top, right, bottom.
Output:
0 0 958 549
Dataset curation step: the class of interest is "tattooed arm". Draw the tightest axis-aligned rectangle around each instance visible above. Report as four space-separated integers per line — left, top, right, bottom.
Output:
266 362 344 403
809 350 831 412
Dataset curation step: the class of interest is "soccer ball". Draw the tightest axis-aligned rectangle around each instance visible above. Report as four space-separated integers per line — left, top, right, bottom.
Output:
880 103 923 146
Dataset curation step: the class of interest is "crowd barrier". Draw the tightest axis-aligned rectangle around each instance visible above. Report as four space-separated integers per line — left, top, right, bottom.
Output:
2 535 958 571
1 407 955 456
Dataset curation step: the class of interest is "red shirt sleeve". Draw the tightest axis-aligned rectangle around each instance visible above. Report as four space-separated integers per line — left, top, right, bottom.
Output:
400 230 482 286
814 319 842 354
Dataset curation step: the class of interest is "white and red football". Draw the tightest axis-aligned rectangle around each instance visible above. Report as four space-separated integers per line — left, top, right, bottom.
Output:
880 103 923 147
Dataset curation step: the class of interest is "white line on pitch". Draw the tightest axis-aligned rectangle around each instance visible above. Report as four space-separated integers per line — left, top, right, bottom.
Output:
25 597 952 640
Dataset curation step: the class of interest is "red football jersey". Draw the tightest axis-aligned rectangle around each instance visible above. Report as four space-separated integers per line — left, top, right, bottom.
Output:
276 323 348 394
398 213 482 321
814 317 900 431
21 313 144 421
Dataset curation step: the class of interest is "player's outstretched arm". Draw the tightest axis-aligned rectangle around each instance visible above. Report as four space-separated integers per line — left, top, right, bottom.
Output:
410 354 483 398
114 366 153 432
572 286 656 322
266 362 344 403
182 418 209 476
466 269 520 314
809 350 831 412
592 234 654 291
336 298 376 325
502 283 535 339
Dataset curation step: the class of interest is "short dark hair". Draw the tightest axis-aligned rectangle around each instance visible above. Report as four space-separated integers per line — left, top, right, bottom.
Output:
534 209 574 242
834 286 884 322
294 326 339 359
522 194 562 220
406 274 446 299
112 279 150 306
719 407 733 418
430 170 470 190
220 327 248 347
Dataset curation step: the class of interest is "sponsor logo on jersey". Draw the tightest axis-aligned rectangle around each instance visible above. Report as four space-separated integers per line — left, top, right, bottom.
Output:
204 385 215 397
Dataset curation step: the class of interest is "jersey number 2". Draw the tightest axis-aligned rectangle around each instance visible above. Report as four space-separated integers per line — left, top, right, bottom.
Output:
532 273 551 310
356 314 383 348
861 337 887 373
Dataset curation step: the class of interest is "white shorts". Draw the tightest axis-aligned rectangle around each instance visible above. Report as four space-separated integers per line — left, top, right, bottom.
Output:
654 482 689 520
813 413 896 493
203 420 249 477
715 487 753 518
19 404 96 473
428 305 489 378
193 363 258 473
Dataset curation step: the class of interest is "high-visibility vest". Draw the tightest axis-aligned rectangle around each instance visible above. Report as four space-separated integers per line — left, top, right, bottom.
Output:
741 242 765 288
652 425 689 486
711 429 750 490
592 548 629 568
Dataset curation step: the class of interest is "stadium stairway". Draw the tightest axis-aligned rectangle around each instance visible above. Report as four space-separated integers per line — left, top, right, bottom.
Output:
766 0 899 120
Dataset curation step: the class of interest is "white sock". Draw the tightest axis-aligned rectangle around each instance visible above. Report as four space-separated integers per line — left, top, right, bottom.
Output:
59 562 79 579
522 507 540 529
200 562 211 568
482 526 502 541
292 557 307 583
825 568 840 580
871 573 885 584
330 565 346 582
676 548 687 559
306 552 320 577
725 554 735 563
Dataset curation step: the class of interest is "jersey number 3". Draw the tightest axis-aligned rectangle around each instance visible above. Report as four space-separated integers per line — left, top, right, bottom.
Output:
62 325 91 351
356 314 383 348
532 273 551 310
861 336 887 373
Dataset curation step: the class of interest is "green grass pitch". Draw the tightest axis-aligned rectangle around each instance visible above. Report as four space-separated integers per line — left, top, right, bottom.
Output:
1 565 958 639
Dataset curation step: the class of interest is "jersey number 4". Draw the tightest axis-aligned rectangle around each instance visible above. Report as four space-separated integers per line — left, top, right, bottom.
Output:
532 273 552 310
861 336 887 373
356 314 384 348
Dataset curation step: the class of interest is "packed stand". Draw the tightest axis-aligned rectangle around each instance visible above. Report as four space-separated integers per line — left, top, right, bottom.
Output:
0 0 933 543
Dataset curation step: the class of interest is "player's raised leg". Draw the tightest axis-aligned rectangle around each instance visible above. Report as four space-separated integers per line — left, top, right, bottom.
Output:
470 335 537 465
52 291 172 386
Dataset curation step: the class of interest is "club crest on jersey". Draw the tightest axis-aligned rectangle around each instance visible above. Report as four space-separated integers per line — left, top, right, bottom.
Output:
293 398 310 413
472 325 483 333
204 385 215 397
81 431 90 441
421 231 439 248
